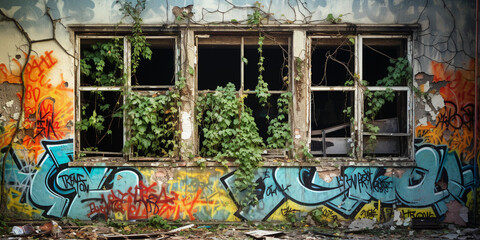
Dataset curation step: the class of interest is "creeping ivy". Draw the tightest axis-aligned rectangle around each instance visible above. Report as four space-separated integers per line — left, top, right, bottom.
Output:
196 83 264 206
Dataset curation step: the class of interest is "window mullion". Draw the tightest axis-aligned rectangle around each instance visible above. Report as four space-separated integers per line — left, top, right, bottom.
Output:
240 37 245 97
355 34 363 159
75 35 81 155
407 35 414 160
124 37 131 159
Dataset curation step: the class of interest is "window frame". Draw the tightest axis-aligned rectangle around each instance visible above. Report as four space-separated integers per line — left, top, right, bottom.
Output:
75 34 179 161
194 33 293 156
308 34 414 162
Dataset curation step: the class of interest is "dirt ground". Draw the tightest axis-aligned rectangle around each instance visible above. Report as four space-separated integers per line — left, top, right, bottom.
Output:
2 219 479 240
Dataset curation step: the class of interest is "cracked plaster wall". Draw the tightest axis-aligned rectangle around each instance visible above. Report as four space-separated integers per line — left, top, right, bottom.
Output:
0 0 478 225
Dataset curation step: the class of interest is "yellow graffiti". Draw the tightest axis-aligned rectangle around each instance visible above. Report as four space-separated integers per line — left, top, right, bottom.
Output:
396 207 436 219
466 187 480 214
114 212 126 221
165 168 238 221
7 188 41 217
355 202 379 220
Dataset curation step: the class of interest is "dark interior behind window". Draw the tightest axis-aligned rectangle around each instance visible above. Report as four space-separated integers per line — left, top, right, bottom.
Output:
198 45 240 90
134 38 175 86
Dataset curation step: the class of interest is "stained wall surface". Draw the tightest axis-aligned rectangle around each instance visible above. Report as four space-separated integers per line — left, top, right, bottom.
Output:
0 0 478 225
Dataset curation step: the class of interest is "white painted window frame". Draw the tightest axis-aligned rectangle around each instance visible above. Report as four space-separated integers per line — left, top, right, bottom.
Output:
308 34 414 161
75 35 179 160
194 34 293 154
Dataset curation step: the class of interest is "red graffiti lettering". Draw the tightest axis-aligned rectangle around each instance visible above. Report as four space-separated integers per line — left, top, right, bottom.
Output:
85 181 214 221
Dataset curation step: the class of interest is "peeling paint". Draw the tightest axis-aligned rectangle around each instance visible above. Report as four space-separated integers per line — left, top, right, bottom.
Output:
430 93 445 111
417 117 428 127
181 111 192 140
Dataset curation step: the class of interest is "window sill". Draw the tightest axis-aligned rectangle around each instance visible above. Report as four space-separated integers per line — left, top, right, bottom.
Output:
69 157 415 167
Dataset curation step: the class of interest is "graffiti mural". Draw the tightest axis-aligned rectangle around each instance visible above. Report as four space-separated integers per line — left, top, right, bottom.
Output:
221 141 474 221
417 61 478 164
4 139 239 221
4 139 143 219
0 51 73 163
0 0 478 225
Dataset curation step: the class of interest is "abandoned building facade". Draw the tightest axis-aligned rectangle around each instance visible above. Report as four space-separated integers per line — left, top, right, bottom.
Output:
0 0 478 226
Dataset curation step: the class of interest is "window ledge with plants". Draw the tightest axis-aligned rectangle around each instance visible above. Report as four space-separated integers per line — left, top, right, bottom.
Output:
69 157 416 168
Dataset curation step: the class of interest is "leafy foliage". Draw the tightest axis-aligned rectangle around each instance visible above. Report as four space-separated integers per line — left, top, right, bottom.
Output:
255 34 270 107
345 57 412 153
325 13 343 24
266 92 292 149
295 57 304 81
196 83 264 206
116 0 152 75
80 39 124 86
310 207 324 223
148 215 173 230
124 88 181 157
247 1 264 26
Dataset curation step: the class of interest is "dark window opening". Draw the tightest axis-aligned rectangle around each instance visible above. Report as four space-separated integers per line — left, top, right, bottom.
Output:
311 91 353 156
244 45 288 91
244 94 280 142
363 136 409 157
134 38 176 86
197 35 290 153
80 91 123 154
363 39 407 86
198 45 240 90
363 91 408 158
311 39 354 86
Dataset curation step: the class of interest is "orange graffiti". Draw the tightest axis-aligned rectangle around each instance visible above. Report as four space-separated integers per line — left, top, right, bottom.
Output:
0 51 73 163
418 61 479 164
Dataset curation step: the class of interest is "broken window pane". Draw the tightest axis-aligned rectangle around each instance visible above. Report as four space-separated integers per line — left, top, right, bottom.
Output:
311 38 354 86
244 45 288 91
363 136 409 157
311 91 353 156
134 38 176 86
198 45 240 90
364 91 408 133
363 38 407 86
79 91 123 153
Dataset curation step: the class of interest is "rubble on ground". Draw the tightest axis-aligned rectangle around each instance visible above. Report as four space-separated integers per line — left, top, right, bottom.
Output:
2 219 479 239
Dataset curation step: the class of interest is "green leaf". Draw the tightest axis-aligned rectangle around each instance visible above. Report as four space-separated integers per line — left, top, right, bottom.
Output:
188 66 195 76
241 56 249 65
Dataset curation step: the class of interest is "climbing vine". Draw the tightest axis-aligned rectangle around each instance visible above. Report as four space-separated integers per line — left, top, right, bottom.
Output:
266 92 293 149
254 33 270 106
123 84 182 157
77 0 182 158
116 0 152 77
194 2 294 207
344 57 412 153
196 83 264 206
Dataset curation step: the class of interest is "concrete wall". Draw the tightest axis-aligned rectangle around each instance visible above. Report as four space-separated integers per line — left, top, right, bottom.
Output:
0 0 478 225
